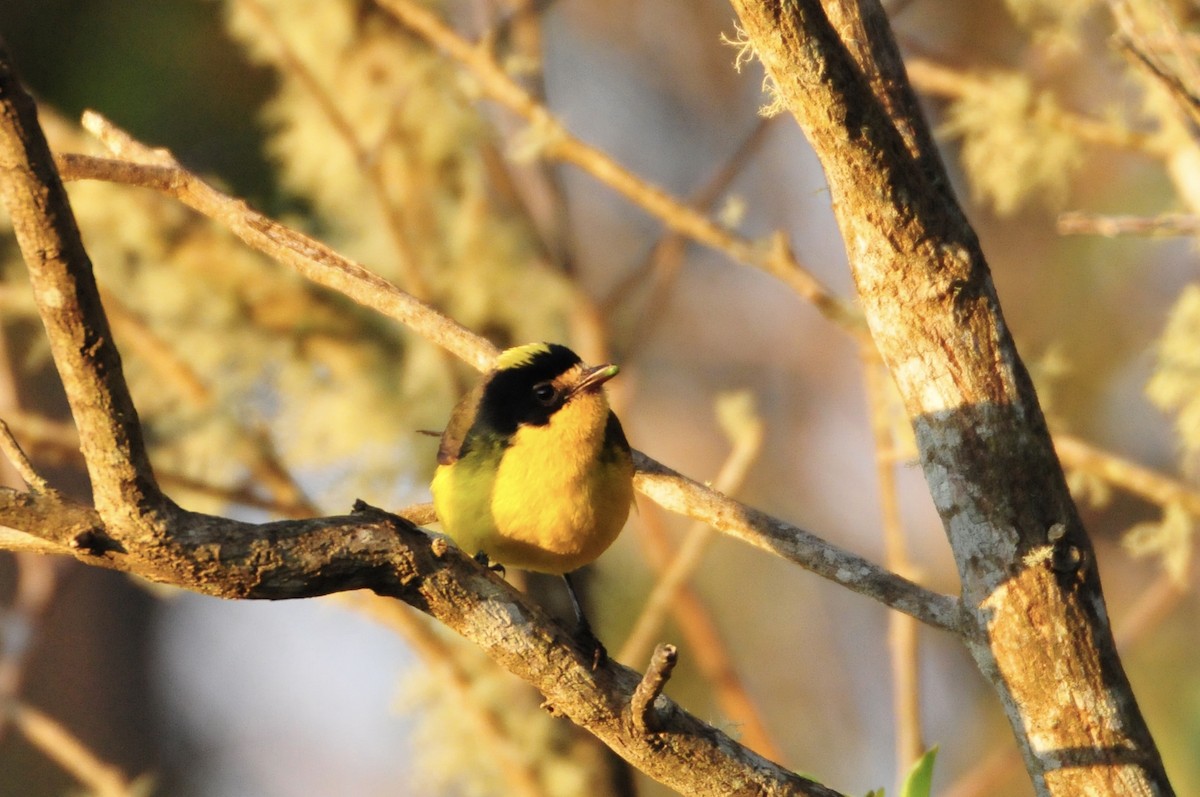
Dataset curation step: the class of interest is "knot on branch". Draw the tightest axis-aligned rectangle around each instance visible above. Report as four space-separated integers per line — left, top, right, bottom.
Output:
632 642 678 735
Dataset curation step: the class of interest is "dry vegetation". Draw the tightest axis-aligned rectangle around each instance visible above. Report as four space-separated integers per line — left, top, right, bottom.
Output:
1 1 1199 795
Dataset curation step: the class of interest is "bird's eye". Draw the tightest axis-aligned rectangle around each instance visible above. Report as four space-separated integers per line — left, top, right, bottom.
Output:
532 383 557 405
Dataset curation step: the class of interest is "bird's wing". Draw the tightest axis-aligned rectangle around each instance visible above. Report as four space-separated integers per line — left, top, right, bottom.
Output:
437 382 485 465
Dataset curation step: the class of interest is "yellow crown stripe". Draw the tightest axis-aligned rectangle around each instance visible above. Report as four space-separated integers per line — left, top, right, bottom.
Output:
494 342 554 371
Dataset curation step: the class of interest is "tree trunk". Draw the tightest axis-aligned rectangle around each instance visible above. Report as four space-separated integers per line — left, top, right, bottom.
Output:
727 1 1174 794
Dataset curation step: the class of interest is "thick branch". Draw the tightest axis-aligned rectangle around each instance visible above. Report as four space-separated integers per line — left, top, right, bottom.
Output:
0 487 841 797
728 1 1172 794
0 37 164 531
0 40 870 796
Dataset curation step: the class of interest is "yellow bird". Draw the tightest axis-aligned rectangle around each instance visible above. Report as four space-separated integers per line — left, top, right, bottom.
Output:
431 343 634 634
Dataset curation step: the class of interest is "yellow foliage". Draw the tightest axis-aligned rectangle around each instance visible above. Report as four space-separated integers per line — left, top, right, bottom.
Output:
1005 0 1099 52
1123 502 1193 586
942 72 1085 215
1147 284 1200 473
394 631 611 796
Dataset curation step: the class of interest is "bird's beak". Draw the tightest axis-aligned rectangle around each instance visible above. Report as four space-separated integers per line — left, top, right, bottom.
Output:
571 363 619 396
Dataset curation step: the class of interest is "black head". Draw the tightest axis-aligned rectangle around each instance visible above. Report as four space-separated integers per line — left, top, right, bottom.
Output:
476 343 610 437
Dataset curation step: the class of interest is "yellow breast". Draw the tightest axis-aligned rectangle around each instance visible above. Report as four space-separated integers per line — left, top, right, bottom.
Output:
431 392 633 574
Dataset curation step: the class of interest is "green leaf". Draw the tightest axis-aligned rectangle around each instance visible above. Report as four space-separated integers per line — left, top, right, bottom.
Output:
900 746 939 797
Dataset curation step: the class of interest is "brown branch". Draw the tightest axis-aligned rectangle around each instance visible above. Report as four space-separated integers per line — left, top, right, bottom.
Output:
728 1 1172 794
375 0 868 339
631 643 677 735
627 499 786 761
863 356 924 783
1056 211 1200 237
0 43 855 793
8 701 142 797
0 37 166 533
634 453 961 632
54 140 957 632
0 419 49 493
0 486 841 797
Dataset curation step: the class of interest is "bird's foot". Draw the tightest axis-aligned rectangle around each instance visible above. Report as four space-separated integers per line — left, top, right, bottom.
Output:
473 551 506 577
575 617 607 671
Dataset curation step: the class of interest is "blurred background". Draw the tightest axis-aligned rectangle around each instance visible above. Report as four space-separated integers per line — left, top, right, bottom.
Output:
0 0 1198 795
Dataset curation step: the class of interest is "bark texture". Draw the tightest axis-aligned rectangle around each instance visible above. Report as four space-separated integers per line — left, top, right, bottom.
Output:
727 1 1173 794
0 35 843 797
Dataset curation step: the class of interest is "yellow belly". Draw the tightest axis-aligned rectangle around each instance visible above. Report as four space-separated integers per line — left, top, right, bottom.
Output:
431 409 634 573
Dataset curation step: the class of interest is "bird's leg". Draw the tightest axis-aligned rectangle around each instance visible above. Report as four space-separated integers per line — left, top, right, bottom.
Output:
563 571 606 669
473 551 505 577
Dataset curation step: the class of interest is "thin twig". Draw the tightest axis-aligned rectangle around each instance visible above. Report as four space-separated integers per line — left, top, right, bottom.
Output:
905 56 1152 152
863 356 924 783
604 117 776 360
634 452 961 632
376 0 867 339
628 500 785 761
9 701 141 797
631 643 677 735
334 592 548 797
60 148 496 375
1055 433 1200 515
1056 211 1200 237
0 420 49 493
55 140 957 632
619 395 764 664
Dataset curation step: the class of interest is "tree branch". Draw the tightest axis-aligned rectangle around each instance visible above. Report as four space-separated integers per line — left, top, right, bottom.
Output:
0 486 841 797
53 137 957 633
8 701 143 797
1057 211 1200 237
633 453 960 632
727 1 1172 794
0 37 166 533
376 0 868 338
0 36 859 797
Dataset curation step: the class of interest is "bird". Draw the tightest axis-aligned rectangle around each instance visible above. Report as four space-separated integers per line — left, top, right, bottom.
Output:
430 342 634 646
